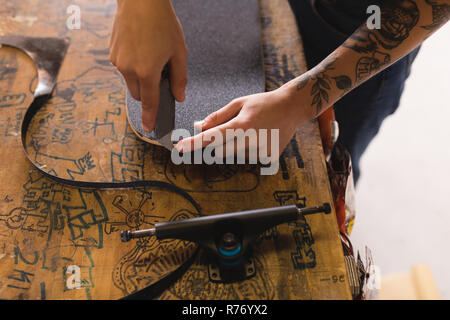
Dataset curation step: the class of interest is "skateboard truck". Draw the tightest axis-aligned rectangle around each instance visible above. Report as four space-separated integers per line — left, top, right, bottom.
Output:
121 203 331 283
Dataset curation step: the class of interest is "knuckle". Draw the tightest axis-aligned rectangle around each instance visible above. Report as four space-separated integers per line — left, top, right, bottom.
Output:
135 69 150 80
236 116 251 129
206 111 218 123
136 68 158 82
230 98 242 106
115 63 134 76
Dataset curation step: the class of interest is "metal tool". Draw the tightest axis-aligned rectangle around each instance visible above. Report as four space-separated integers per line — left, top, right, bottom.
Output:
0 35 70 98
121 203 331 282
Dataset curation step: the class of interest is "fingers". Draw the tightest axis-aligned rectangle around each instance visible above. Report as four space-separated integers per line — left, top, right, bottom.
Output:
115 67 161 132
201 99 243 131
176 98 244 152
110 50 142 101
169 48 188 102
176 120 237 153
176 119 263 162
140 75 161 132
114 63 168 133
123 73 141 101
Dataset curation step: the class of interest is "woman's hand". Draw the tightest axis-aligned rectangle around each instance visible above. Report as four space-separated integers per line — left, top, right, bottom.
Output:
110 0 188 132
175 81 315 160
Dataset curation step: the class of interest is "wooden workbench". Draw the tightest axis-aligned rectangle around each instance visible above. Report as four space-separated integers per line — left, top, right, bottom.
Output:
0 0 352 299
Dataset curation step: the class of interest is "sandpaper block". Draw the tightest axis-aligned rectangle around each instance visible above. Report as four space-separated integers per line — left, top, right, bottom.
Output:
126 0 265 150
126 66 175 149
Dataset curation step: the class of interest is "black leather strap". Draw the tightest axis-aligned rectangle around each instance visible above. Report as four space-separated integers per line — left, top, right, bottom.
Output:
20 77 200 301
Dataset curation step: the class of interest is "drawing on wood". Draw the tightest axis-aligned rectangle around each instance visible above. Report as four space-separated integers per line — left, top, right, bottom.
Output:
0 0 351 299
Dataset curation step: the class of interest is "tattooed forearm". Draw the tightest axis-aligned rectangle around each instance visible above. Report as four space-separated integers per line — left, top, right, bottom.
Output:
422 0 450 30
342 0 420 83
342 0 448 84
344 0 420 53
373 0 420 49
296 55 352 115
287 0 449 122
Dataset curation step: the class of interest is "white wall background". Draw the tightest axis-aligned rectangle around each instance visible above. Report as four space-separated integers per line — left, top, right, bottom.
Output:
351 22 450 299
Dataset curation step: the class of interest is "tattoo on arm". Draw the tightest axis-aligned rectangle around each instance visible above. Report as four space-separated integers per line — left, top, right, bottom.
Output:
343 0 421 83
296 55 352 115
343 0 449 83
344 0 420 52
333 75 352 92
421 0 450 31
294 0 449 118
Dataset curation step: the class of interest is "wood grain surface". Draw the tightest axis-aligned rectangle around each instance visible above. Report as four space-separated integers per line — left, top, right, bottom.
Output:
0 0 352 299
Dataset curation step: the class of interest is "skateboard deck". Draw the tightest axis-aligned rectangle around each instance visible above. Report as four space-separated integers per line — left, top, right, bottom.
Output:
126 0 265 148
